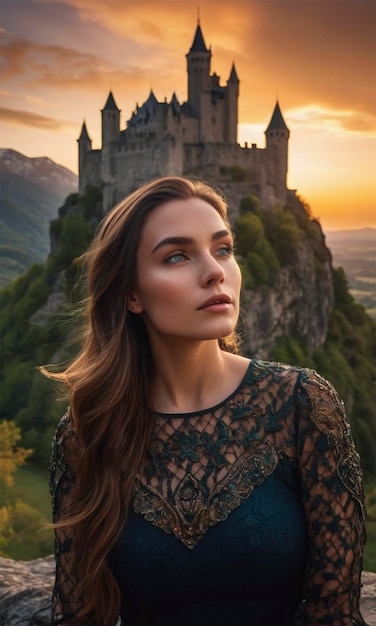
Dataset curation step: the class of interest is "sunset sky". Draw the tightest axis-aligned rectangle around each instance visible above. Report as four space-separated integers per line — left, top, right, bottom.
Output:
1 0 375 230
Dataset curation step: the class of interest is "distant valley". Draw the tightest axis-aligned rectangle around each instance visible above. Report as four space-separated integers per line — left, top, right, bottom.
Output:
0 149 77 288
325 228 376 318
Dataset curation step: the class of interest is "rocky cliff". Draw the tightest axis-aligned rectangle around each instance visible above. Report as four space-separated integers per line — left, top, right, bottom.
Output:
228 187 334 358
0 556 375 626
242 232 333 358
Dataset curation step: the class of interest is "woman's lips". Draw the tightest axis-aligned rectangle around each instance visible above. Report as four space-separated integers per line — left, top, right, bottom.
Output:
197 294 232 311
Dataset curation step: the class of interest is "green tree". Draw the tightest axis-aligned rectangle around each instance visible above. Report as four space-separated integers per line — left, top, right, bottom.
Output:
234 213 264 256
239 194 262 218
262 207 302 264
47 213 94 278
254 239 280 285
245 252 269 285
0 421 32 489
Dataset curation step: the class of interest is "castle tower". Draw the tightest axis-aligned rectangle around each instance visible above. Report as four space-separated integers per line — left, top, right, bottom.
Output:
101 91 120 148
225 63 239 144
265 101 290 203
77 121 92 193
186 22 211 115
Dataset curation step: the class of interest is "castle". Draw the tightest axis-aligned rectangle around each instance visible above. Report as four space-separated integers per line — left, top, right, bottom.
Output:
77 21 290 213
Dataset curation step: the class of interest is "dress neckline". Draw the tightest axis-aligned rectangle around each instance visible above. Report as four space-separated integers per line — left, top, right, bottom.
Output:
155 359 253 418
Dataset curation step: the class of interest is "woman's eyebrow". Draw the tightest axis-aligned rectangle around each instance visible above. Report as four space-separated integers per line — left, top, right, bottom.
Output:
152 236 194 254
152 229 231 254
212 229 231 241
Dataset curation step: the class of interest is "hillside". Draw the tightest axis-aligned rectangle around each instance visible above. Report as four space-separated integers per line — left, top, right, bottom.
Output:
0 149 78 288
325 228 376 318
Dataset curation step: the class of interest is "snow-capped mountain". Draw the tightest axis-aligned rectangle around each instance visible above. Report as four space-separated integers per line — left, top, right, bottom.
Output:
0 149 77 197
0 149 78 288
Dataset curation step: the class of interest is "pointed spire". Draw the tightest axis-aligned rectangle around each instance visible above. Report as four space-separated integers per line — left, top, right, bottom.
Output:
228 63 239 84
265 101 289 132
169 92 181 114
146 89 159 106
189 23 209 52
102 91 120 111
170 92 181 109
78 120 91 141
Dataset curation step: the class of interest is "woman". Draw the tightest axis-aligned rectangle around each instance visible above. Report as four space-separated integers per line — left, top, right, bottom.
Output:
48 176 367 625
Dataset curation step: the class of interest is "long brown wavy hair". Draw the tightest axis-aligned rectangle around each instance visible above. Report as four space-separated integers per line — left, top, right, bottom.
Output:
44 176 240 624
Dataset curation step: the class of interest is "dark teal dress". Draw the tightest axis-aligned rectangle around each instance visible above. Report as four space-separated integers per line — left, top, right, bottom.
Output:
50 360 367 625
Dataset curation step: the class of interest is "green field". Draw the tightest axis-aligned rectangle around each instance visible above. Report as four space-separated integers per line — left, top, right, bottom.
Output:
2 466 375 572
0 465 54 560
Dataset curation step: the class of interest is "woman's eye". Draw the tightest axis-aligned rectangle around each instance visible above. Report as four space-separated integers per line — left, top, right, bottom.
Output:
164 252 187 264
216 245 234 257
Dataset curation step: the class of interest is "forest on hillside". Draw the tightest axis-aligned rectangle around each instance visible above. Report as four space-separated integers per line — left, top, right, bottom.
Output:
0 185 375 567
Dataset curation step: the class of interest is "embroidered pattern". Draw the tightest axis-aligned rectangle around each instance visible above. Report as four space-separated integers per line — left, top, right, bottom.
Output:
49 360 367 625
134 441 279 548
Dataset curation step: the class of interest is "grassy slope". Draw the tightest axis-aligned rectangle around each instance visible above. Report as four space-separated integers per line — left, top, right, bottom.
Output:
1 465 54 560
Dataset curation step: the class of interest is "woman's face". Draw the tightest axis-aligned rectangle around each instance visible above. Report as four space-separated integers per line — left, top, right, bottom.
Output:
128 197 242 347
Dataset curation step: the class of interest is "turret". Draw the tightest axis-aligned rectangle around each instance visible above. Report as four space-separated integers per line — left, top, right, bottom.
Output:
225 63 239 143
265 101 289 139
101 91 120 148
265 101 290 202
186 22 211 114
77 121 92 193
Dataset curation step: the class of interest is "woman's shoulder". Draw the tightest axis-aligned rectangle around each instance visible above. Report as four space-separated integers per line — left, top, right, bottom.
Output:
247 357 305 387
248 358 335 392
49 409 81 491
246 359 345 426
52 408 81 468
54 408 77 444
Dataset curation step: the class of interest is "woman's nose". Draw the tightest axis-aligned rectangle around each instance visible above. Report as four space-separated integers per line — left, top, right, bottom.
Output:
200 254 225 286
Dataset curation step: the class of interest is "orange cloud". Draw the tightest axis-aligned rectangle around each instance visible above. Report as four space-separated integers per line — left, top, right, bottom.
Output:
58 0 375 124
0 107 75 130
288 105 376 136
0 29 146 92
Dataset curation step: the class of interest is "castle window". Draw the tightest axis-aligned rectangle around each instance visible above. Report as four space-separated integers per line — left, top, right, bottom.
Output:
270 132 274 137
212 117 216 124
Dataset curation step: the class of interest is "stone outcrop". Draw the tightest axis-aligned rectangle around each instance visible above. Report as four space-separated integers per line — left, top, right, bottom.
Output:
0 556 54 625
242 236 334 358
0 556 375 626
362 570 376 626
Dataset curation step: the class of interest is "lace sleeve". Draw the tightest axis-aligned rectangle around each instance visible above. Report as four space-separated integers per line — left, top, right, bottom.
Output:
49 410 83 624
294 369 367 626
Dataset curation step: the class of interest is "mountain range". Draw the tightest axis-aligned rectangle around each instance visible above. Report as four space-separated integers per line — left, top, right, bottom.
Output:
0 149 78 288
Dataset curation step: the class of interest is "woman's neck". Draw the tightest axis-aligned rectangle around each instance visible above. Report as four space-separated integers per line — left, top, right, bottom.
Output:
149 339 249 414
